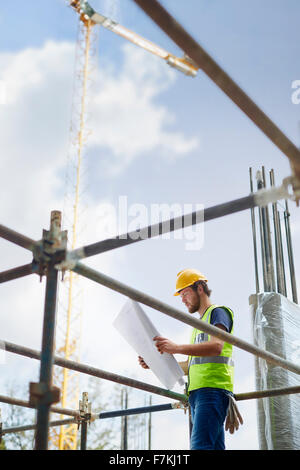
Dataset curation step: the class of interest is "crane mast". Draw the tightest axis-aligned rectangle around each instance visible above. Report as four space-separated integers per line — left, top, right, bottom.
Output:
49 8 98 450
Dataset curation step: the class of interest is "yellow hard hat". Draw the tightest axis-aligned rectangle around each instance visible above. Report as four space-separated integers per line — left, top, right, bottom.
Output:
174 269 208 296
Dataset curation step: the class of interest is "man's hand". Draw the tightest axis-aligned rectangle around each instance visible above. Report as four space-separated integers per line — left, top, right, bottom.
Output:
153 336 179 354
138 356 149 369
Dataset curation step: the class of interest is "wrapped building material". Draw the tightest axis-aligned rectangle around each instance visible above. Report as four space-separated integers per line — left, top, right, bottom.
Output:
249 293 300 449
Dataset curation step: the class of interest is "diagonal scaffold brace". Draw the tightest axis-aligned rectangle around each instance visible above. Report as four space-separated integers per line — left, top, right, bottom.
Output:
63 176 295 263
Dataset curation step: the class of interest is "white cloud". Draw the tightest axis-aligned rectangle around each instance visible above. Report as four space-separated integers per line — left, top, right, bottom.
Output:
88 43 199 175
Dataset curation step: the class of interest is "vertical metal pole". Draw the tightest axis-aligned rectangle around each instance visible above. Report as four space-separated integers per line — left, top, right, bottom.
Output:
123 389 128 450
257 169 275 292
185 384 192 448
262 166 276 291
270 170 287 296
120 389 128 450
284 200 298 303
257 171 268 291
120 389 123 449
79 392 90 451
249 168 260 293
148 395 152 450
35 212 61 450
80 422 88 450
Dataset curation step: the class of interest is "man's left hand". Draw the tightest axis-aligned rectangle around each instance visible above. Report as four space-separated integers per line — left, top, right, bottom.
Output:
153 336 179 354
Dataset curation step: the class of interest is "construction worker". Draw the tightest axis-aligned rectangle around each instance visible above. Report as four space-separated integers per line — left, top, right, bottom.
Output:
138 269 242 450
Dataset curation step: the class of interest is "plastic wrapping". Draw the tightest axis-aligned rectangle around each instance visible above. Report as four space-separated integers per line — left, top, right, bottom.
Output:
249 293 300 449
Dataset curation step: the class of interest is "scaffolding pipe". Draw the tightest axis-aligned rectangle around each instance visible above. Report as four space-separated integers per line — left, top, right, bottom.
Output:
257 185 268 292
1 340 188 403
0 224 37 252
99 403 175 419
72 261 300 376
257 170 275 292
71 193 257 260
35 211 61 450
234 385 300 402
148 396 152 450
0 404 178 437
270 170 287 296
249 168 260 293
0 262 36 284
121 388 128 450
132 0 300 182
1 418 77 436
0 394 80 418
284 200 298 303
80 421 88 450
262 167 276 292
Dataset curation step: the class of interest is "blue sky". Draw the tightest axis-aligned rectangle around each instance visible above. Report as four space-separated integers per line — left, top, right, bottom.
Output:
0 0 300 450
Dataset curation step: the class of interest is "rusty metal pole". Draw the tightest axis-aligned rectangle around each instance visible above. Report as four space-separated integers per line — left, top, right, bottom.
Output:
1 418 77 437
249 168 260 293
79 392 91 451
34 211 62 450
0 262 38 284
270 169 287 296
284 200 298 303
0 224 37 252
2 339 188 403
261 167 276 291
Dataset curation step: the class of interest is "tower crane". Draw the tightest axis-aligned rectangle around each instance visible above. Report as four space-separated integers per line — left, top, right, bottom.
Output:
70 0 199 77
50 0 198 450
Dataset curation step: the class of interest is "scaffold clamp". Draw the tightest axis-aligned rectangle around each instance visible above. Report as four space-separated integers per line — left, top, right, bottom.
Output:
29 382 60 407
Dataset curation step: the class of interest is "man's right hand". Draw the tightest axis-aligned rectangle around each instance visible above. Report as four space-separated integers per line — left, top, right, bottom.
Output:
138 356 149 369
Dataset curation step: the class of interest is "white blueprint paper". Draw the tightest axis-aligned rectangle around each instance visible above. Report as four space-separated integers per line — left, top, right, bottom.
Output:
113 299 185 390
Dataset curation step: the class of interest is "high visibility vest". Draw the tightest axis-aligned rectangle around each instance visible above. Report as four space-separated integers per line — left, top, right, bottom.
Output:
188 304 234 393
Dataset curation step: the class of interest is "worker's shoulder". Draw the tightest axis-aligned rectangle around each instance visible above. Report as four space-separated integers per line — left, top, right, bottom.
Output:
210 306 234 330
211 305 234 315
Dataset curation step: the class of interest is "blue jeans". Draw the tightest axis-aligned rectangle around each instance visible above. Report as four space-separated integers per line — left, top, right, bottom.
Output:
189 387 231 450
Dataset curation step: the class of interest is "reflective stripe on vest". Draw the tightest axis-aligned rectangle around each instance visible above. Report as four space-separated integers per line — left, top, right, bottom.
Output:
188 304 234 393
189 356 234 366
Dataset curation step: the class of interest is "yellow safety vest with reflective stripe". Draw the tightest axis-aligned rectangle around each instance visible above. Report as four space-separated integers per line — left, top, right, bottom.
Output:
188 304 234 393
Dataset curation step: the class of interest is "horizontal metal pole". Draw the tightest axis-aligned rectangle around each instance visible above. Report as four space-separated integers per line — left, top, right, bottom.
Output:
98 403 174 419
132 0 300 181
1 418 76 436
0 394 80 418
0 406 177 437
3 386 300 436
71 193 256 260
235 385 300 402
0 341 188 404
73 262 300 376
0 263 35 284
0 224 36 252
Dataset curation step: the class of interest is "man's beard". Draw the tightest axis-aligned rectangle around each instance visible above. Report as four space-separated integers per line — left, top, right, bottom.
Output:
188 294 200 313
